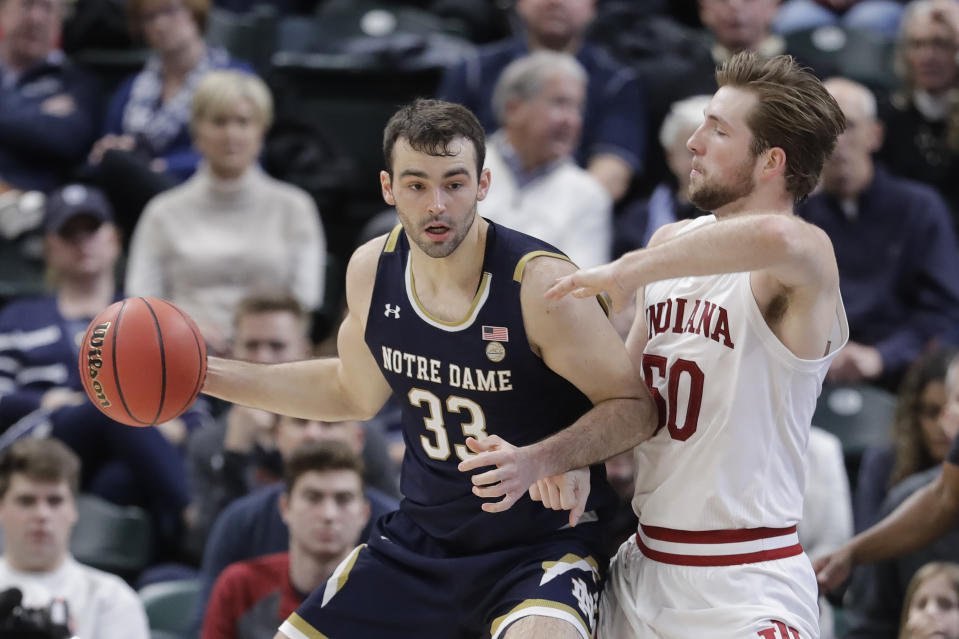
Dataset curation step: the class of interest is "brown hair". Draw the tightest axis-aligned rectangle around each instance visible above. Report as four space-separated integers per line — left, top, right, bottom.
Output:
382 98 486 179
0 438 80 498
283 439 365 494
716 52 846 204
899 562 959 638
233 290 309 332
890 348 958 487
126 0 211 41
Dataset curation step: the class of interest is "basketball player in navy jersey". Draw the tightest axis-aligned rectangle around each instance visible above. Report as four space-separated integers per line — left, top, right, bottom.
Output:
202 98 657 639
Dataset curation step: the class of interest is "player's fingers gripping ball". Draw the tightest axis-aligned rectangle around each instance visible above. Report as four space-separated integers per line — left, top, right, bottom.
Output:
78 297 207 427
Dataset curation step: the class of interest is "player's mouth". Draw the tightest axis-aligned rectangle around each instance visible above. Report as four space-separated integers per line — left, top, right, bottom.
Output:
425 223 451 240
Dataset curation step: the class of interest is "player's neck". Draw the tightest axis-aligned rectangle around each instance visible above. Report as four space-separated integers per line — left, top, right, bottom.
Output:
712 190 793 220
56 272 116 319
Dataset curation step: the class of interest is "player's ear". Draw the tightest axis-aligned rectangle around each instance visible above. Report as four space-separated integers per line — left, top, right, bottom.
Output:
762 147 787 180
476 167 491 202
380 171 395 206
278 492 290 524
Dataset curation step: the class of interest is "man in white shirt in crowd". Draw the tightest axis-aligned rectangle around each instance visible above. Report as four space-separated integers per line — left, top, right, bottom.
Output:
0 437 149 639
479 50 613 268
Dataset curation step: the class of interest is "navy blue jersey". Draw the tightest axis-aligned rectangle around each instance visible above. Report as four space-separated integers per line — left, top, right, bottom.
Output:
365 220 618 554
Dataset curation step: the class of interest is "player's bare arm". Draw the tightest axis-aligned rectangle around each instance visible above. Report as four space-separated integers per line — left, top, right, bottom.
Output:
548 213 840 360
815 459 959 591
203 237 393 421
458 255 657 514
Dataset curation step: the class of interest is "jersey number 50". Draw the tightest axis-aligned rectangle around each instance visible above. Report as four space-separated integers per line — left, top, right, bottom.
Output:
642 354 704 441
409 388 489 461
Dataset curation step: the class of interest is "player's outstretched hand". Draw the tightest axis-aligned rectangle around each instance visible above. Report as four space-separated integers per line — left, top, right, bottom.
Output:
458 435 538 515
529 468 591 527
544 260 632 314
813 546 853 593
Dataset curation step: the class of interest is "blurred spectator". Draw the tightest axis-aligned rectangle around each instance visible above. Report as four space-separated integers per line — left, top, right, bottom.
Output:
898 562 959 639
813 353 959 638
185 291 399 563
615 94 711 255
802 426 854 639
86 0 248 233
479 50 611 267
843 466 959 638
125 70 326 355
0 438 150 639
878 0 959 227
201 440 369 639
0 0 100 193
797 77 959 389
0 183 205 555
773 0 905 39
437 0 645 202
856 349 957 532
189 415 398 636
184 291 313 561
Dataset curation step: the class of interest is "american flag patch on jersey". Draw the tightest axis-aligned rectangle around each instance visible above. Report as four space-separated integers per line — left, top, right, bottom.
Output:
482 325 509 342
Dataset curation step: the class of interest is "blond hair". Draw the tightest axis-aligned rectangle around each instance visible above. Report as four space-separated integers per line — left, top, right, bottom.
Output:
900 562 959 638
190 70 274 131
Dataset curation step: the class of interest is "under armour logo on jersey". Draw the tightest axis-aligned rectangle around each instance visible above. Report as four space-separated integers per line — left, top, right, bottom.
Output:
384 304 401 318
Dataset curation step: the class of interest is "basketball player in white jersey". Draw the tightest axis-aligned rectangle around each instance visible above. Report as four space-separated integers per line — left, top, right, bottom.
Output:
459 51 848 638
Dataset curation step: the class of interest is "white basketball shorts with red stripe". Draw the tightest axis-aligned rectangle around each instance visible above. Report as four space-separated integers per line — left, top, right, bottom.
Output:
596 526 820 639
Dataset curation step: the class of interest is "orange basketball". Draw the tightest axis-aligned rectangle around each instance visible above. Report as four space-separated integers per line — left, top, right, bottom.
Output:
78 297 207 427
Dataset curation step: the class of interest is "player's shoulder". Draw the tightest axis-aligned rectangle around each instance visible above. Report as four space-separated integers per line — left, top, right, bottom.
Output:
647 219 697 247
344 228 398 315
516 252 578 291
347 229 395 281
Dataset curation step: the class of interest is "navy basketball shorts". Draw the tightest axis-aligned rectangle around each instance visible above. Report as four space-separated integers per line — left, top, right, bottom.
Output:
279 510 606 639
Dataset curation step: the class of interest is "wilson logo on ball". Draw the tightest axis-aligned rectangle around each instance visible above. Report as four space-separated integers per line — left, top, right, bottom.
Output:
78 297 207 427
85 321 112 407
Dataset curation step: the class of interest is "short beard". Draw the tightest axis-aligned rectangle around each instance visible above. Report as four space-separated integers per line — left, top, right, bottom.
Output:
406 201 478 259
689 154 757 212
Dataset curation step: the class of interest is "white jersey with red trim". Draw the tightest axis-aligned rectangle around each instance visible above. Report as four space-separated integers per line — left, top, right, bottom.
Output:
631 214 848 532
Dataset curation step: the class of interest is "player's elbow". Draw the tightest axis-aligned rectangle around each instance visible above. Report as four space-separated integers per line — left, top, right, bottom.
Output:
634 392 660 444
756 215 804 261
757 216 831 282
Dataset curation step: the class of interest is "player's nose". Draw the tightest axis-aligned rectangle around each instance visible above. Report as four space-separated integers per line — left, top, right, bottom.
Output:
427 188 447 215
687 123 706 154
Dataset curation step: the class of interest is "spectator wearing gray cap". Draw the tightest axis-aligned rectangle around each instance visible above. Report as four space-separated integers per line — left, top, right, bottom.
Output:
0 182 210 559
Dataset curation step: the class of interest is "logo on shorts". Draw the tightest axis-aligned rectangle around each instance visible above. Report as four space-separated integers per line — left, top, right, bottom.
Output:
571 577 598 632
758 621 801 639
540 554 599 586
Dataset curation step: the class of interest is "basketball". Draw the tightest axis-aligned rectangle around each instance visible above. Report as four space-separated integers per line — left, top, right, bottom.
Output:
78 297 207 427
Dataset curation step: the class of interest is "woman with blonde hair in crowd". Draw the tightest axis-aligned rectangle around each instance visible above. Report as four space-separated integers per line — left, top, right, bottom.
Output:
899 561 959 639
125 69 326 355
